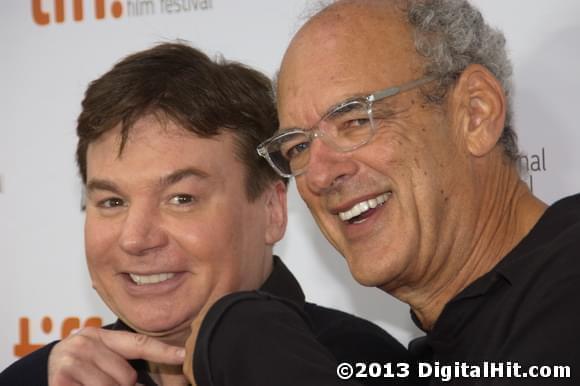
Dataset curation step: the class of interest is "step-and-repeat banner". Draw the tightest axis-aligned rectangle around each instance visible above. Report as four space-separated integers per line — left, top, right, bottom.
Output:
1 0 579 370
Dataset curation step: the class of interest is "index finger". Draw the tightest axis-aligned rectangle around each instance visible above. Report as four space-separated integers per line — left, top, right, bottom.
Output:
95 329 186 365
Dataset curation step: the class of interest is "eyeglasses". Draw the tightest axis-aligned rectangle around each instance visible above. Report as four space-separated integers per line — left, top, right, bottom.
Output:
257 76 435 178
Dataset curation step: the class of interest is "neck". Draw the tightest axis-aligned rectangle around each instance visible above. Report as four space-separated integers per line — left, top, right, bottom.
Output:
396 158 547 330
148 363 189 386
144 327 190 385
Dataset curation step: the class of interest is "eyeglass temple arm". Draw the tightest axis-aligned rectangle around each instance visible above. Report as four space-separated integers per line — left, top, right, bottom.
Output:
369 76 436 102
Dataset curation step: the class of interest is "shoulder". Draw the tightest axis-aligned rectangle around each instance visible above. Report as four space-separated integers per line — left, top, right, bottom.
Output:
489 195 580 363
500 193 580 286
303 302 409 362
496 194 580 328
0 341 57 386
199 291 311 343
194 291 338 386
535 193 580 256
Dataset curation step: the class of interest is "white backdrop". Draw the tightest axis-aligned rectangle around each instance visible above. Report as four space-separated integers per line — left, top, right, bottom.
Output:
1 0 579 370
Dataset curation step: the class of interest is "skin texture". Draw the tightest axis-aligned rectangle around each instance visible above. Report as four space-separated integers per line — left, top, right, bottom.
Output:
277 0 546 330
49 115 287 385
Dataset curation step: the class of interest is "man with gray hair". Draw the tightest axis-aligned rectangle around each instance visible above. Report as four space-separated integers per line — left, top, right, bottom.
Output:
256 0 580 384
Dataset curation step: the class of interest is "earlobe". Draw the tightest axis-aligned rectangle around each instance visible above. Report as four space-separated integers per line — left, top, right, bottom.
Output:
456 64 507 157
264 181 288 244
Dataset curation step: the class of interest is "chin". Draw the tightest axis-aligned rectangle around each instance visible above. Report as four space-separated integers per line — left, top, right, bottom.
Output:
134 319 190 338
118 309 192 337
346 251 402 289
347 260 385 287
352 270 392 288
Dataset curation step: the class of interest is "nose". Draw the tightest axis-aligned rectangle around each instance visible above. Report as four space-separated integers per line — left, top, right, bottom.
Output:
302 138 358 195
118 204 168 256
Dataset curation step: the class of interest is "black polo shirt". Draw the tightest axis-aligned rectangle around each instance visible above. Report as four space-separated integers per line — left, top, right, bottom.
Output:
409 194 580 385
193 256 415 386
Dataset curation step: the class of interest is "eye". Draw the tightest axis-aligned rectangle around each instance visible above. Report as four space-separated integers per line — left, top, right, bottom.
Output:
97 197 125 209
284 141 310 160
328 101 371 134
168 194 195 206
344 118 370 128
278 131 311 161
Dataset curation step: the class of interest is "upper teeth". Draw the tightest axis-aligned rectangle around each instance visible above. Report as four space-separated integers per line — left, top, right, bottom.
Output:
129 272 175 285
339 193 390 222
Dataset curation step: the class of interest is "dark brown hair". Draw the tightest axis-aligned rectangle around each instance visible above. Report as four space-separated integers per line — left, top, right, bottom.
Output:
76 42 284 200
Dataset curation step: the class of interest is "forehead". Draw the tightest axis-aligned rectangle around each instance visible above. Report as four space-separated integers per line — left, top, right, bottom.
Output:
85 116 241 180
277 1 424 127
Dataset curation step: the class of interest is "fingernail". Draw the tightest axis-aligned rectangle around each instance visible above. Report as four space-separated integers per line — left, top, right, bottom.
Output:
177 348 186 359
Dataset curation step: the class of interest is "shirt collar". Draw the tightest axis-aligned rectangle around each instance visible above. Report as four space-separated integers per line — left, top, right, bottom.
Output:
259 255 306 307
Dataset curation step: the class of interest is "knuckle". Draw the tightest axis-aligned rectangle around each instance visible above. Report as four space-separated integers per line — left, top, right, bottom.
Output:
133 333 151 348
67 332 94 351
59 353 78 369
52 334 91 357
76 326 99 336
50 350 79 374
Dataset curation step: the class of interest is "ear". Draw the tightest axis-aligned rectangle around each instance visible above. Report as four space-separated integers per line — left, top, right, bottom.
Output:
263 180 288 245
451 64 507 157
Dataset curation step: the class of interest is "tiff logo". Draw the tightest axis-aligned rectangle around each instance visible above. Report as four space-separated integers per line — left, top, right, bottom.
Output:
32 0 124 25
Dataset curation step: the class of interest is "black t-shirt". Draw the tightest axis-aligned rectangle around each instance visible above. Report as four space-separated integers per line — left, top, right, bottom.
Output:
409 194 580 385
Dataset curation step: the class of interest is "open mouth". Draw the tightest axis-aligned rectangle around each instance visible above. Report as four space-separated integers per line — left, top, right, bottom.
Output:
338 192 391 224
128 272 176 285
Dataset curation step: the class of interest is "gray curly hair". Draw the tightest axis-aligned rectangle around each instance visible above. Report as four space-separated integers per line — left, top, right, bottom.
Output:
301 0 518 161
407 0 517 160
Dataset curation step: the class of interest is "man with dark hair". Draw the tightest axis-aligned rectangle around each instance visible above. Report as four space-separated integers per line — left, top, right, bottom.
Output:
256 0 580 384
0 42 410 385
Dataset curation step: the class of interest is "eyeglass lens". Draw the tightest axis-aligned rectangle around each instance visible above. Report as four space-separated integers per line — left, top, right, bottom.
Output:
269 100 373 176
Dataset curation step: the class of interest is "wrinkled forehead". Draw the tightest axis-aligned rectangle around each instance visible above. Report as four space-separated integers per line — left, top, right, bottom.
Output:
277 1 423 127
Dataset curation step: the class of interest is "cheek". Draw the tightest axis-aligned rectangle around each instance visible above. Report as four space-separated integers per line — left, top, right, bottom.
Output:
227 208 266 256
295 179 321 215
168 215 241 266
84 215 117 276
173 216 263 292
216 204 268 263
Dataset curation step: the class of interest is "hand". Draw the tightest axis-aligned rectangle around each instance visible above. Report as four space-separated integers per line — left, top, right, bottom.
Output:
48 327 185 386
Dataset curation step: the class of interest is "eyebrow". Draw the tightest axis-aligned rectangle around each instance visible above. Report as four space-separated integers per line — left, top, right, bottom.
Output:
326 99 366 119
278 95 370 134
86 179 121 195
326 95 365 114
86 167 210 194
158 167 209 188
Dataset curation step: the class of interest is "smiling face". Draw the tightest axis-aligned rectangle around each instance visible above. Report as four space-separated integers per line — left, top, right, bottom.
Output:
278 3 473 292
84 115 286 342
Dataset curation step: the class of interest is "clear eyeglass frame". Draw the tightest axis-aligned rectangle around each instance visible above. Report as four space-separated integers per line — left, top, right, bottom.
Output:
257 76 435 178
